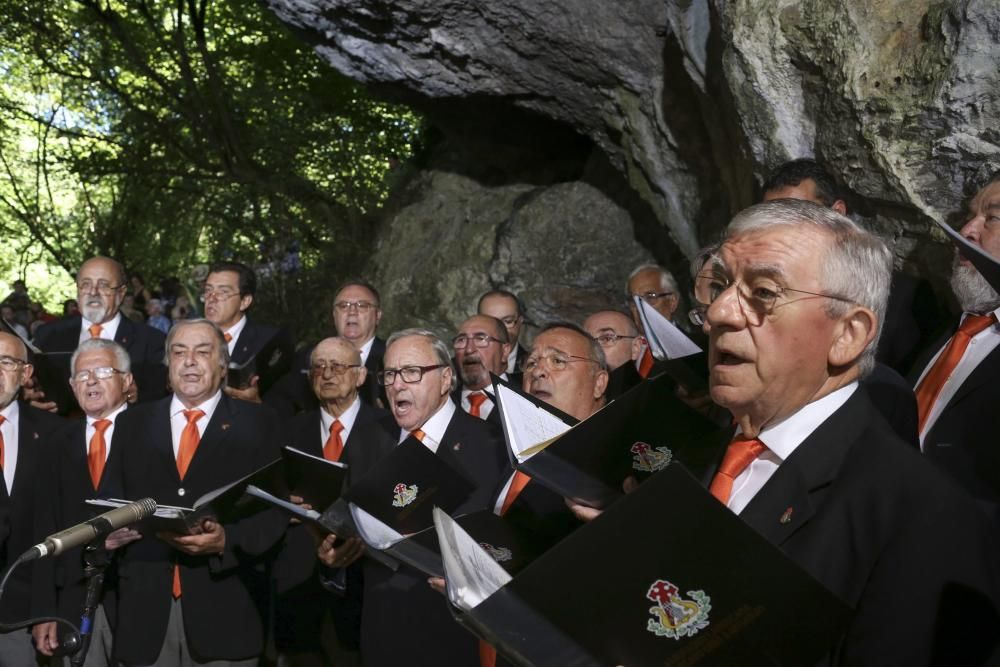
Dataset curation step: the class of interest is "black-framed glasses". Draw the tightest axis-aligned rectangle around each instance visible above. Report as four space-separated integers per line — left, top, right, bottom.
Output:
200 287 239 302
334 300 377 313
311 361 361 376
0 355 26 372
377 364 446 385
593 332 637 347
520 353 599 374
77 280 125 295
452 333 504 350
689 272 853 327
71 366 124 383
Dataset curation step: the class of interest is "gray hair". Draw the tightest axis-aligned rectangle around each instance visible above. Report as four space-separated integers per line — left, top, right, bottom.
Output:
726 200 892 376
386 328 458 391
164 318 231 369
626 263 680 296
71 338 131 373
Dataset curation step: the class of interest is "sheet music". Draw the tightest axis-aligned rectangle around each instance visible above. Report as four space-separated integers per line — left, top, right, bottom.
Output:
434 507 512 611
349 502 406 549
495 383 571 463
633 296 701 360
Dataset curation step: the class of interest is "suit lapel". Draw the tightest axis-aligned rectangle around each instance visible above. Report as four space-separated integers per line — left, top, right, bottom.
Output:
231 319 257 365
115 316 134 351
941 343 1000 408
188 396 236 480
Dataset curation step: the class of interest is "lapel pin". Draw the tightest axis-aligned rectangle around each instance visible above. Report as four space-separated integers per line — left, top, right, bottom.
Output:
33 431 39 439
453 442 461 451
221 423 231 431
779 506 793 524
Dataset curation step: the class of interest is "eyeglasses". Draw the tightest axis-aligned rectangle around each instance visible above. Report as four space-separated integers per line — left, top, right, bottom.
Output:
77 280 124 295
632 291 674 305
0 355 26 372
688 272 853 327
593 332 637 347
71 366 124 383
311 361 361 376
334 300 378 313
452 333 504 349
200 287 239 302
377 364 447 385
520 353 599 374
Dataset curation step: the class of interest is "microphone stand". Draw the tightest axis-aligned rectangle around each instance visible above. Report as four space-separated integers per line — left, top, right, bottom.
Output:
69 543 110 667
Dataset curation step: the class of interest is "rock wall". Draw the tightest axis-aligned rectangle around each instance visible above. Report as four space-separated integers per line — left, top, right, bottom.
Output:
267 0 1000 332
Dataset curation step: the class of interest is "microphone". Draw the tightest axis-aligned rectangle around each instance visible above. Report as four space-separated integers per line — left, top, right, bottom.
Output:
23 498 157 561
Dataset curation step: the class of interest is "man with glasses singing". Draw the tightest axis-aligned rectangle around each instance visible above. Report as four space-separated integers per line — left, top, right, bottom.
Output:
200 261 292 402
277 337 394 666
32 338 139 665
33 256 167 413
583 310 643 400
451 315 514 426
683 200 999 663
322 328 505 667
0 332 64 662
477 290 531 376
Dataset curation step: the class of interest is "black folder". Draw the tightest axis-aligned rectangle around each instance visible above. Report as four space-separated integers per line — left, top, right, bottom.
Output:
281 445 348 510
444 463 852 666
227 355 257 390
494 373 682 508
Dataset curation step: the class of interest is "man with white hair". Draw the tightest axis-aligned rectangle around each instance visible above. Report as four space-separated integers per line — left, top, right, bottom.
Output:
913 172 1000 517
685 199 999 663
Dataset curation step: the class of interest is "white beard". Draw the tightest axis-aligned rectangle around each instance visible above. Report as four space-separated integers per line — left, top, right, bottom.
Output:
951 260 1000 314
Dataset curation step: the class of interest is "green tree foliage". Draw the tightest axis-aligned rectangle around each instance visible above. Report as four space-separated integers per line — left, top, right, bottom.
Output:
0 0 420 338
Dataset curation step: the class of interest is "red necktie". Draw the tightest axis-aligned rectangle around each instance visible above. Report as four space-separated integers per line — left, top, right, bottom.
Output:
323 419 345 462
89 419 111 489
915 313 995 432
637 347 655 378
709 436 767 505
468 392 488 419
0 414 5 470
88 323 103 338
224 332 233 343
174 409 204 598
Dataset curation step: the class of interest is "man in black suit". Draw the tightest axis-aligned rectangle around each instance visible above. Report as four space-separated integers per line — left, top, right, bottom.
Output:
106 319 286 666
913 173 1000 518
450 315 515 428
477 290 530 376
679 200 999 663
200 261 293 401
32 338 140 665
32 256 167 413
583 310 643 400
0 331 65 662
266 280 386 417
276 336 393 666
319 328 506 667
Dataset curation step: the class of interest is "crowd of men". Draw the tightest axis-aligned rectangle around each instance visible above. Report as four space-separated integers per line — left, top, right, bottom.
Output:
0 158 998 666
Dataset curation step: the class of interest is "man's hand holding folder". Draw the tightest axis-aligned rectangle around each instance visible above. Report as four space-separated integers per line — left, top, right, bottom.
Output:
159 518 226 556
317 533 364 569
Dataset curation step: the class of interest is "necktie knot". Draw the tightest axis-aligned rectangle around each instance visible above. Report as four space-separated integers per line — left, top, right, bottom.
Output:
93 418 112 434
183 409 204 425
467 391 488 418
88 323 103 338
958 312 995 338
330 419 344 436
0 415 6 427
323 419 346 462
224 332 233 343
411 429 426 442
709 436 768 505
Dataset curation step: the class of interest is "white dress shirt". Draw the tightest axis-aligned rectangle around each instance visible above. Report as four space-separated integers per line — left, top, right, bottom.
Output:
223 315 248 355
726 383 857 515
460 373 507 420
169 391 223 459
0 401 20 494
359 337 375 366
319 396 362 446
397 398 456 454
79 312 122 345
86 403 128 461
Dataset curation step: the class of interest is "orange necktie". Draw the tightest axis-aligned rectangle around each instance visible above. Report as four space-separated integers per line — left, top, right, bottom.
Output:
173 409 204 598
0 414 5 470
411 429 426 442
88 323 103 338
915 313 995 432
637 346 655 378
468 392 488 419
323 419 345 462
709 436 767 505
224 332 233 343
499 471 532 516
88 419 111 489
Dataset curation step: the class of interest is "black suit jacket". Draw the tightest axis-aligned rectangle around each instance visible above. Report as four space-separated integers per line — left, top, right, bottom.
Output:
265 337 386 418
33 315 168 413
229 317 294 395
679 387 1000 665
31 417 124 631
0 402 65 622
105 394 286 664
911 325 1000 516
350 405 506 667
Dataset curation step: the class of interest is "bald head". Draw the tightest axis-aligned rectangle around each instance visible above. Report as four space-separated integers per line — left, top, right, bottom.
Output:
310 336 366 414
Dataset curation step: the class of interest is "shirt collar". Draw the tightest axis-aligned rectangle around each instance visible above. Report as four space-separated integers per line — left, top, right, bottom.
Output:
0 400 19 422
170 389 224 421
87 402 128 427
359 337 375 365
224 314 248 344
82 311 122 338
320 395 362 433
398 397 456 445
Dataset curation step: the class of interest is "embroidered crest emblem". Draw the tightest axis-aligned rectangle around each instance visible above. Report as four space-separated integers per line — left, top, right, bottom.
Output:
392 483 419 508
645 579 711 639
478 542 513 563
631 442 672 473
